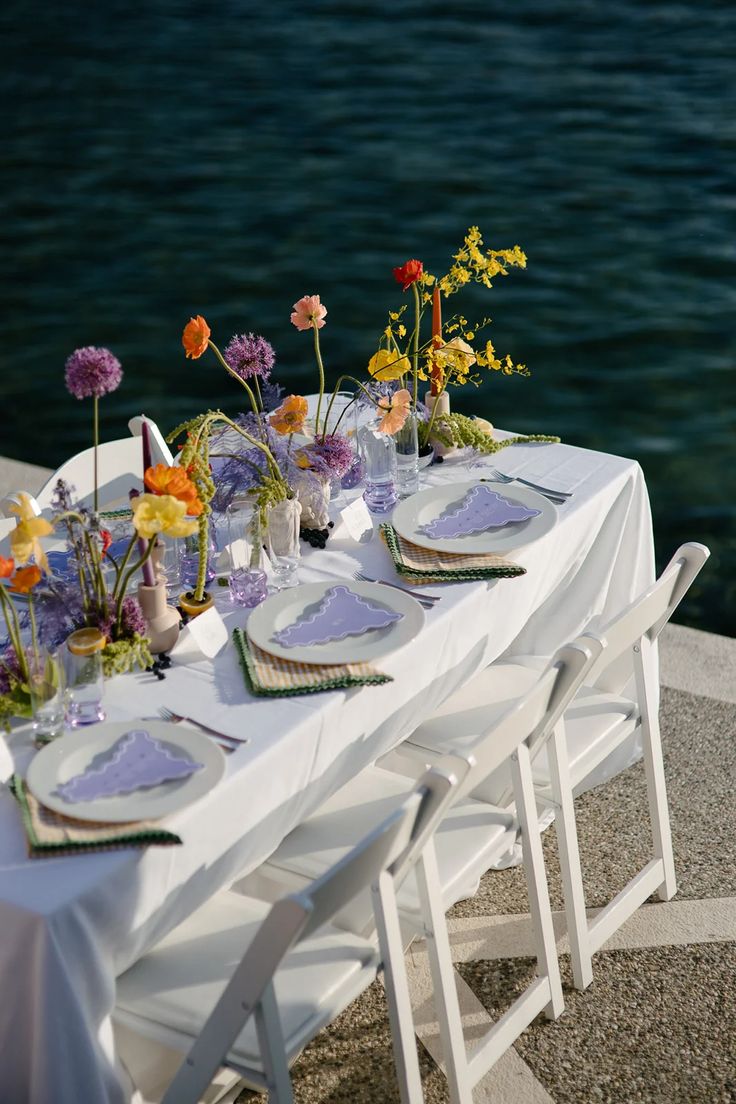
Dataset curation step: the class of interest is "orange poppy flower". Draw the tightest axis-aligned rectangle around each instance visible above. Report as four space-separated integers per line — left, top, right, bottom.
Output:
144 464 204 516
377 388 411 435
0 556 14 578
9 565 42 593
182 315 211 359
269 395 309 436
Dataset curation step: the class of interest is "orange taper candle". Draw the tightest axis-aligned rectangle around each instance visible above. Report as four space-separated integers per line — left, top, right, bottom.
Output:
431 285 442 396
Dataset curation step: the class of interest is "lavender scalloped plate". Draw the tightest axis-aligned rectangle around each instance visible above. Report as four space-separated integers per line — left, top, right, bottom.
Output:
25 722 225 823
392 481 558 555
247 580 425 664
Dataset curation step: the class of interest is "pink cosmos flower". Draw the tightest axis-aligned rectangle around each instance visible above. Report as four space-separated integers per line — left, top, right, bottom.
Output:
291 295 327 331
377 388 412 435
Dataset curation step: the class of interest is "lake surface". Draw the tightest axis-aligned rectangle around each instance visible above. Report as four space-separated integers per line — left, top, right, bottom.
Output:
2 0 734 635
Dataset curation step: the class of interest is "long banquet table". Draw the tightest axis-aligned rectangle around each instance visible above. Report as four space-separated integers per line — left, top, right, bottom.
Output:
0 433 656 1103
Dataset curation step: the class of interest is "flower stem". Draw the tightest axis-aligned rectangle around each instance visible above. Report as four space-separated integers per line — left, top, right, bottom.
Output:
313 325 326 437
208 341 261 421
93 396 99 513
115 539 155 635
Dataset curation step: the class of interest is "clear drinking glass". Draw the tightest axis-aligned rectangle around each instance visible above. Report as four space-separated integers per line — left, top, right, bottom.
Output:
226 498 268 607
26 647 65 744
394 408 420 498
64 628 106 726
265 498 301 589
358 421 398 513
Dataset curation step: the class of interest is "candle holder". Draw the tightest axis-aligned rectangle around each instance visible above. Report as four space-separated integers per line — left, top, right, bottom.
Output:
137 582 181 653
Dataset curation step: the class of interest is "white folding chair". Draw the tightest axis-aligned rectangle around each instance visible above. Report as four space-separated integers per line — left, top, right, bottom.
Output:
114 762 462 1104
34 415 173 512
393 541 710 989
250 638 600 1102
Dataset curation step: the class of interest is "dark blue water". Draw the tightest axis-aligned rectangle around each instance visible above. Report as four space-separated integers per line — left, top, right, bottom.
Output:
2 1 734 634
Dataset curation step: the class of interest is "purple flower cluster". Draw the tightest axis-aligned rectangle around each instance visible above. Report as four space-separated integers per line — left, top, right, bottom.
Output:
0 648 22 695
210 413 297 513
223 333 275 382
118 596 147 637
303 433 354 479
65 346 123 400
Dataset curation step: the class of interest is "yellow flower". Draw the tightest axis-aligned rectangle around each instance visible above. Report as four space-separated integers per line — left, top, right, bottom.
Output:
8 493 53 571
433 336 477 379
132 494 199 540
367 348 411 382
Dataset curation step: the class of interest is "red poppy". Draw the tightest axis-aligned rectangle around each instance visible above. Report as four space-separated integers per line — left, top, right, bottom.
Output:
0 556 14 578
392 259 424 291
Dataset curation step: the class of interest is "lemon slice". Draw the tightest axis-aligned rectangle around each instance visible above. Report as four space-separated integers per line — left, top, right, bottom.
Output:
67 628 107 656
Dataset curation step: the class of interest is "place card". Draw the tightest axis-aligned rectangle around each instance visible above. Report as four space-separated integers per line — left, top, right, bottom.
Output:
339 495 374 543
182 606 229 658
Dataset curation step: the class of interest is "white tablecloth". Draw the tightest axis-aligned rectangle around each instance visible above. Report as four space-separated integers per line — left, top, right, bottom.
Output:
0 436 655 1103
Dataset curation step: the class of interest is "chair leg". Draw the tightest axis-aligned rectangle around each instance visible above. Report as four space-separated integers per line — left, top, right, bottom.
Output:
372 873 425 1104
255 984 295 1104
635 639 677 901
415 841 474 1104
511 743 565 1018
546 724 594 990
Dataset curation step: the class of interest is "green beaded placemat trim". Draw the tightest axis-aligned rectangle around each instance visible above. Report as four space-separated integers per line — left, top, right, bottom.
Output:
233 629 392 697
10 775 182 857
380 524 526 581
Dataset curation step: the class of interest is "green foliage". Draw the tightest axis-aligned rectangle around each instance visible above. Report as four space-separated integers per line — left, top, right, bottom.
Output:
101 634 154 678
431 413 560 453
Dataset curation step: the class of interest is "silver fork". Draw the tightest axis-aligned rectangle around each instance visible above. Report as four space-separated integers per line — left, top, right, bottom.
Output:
483 469 571 503
158 707 245 747
352 571 440 607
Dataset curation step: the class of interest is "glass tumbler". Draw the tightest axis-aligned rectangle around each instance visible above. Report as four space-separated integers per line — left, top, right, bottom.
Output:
265 498 302 589
65 628 106 726
358 421 398 513
226 498 268 607
26 647 65 744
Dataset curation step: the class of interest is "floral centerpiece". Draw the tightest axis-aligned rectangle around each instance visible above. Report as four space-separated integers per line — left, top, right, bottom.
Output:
173 315 294 606
366 226 554 455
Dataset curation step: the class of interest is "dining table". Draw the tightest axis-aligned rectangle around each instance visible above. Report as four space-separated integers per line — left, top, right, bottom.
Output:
0 430 656 1104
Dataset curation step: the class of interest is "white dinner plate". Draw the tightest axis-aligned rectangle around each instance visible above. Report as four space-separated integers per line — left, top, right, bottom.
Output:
25 721 226 823
247 580 425 664
392 480 558 555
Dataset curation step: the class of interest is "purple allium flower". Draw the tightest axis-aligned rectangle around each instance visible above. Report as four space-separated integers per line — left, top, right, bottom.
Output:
223 333 275 383
0 647 22 695
303 433 354 479
119 596 147 637
65 346 123 400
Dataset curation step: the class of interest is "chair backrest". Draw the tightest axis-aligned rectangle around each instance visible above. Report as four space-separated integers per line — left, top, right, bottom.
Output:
128 415 175 468
34 416 175 513
162 778 458 1104
35 437 144 512
583 542 710 692
447 636 603 808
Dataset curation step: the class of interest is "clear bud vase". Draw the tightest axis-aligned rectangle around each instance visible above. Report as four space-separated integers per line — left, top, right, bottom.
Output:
358 420 397 513
394 408 420 498
265 497 302 589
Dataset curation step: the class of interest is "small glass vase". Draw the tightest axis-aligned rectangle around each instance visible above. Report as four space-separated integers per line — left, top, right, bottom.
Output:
394 408 420 498
358 420 397 513
226 497 268 608
179 528 218 591
26 647 65 744
265 497 302 588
